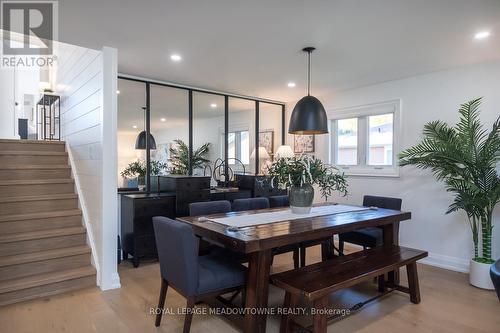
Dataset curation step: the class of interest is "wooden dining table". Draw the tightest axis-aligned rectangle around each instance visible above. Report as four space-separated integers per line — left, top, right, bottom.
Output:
177 203 411 333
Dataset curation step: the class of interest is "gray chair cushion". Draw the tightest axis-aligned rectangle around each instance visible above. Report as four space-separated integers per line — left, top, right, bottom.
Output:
269 195 289 208
491 260 500 301
232 197 270 212
339 227 384 248
189 200 231 216
198 253 247 294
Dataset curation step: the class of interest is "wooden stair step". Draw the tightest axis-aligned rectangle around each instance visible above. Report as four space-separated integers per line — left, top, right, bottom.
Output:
0 151 67 156
0 245 90 268
0 179 73 186
0 151 68 165
0 164 70 170
0 139 66 152
0 179 75 198
0 226 85 244
0 209 82 223
0 194 78 216
0 266 95 294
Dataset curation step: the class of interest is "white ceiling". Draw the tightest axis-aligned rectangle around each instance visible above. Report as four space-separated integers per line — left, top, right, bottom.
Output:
59 0 500 103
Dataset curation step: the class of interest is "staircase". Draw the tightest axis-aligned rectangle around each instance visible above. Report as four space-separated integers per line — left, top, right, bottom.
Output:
0 139 96 306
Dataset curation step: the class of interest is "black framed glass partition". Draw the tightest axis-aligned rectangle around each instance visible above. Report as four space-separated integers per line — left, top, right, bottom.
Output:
117 75 286 192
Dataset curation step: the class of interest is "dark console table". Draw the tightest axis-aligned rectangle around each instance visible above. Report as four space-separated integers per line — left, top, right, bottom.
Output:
120 193 176 267
236 174 287 198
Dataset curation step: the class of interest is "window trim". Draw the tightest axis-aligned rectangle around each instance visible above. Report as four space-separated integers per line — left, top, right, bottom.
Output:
328 99 401 177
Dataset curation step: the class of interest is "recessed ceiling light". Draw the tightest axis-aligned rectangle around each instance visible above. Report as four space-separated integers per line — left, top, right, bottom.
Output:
132 125 137 129
210 103 217 108
474 31 491 40
116 90 120 94
160 118 166 122
287 82 296 88
170 54 182 62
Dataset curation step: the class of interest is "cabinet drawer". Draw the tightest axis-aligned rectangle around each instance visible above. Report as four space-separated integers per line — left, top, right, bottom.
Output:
177 190 210 202
134 197 176 218
176 178 210 191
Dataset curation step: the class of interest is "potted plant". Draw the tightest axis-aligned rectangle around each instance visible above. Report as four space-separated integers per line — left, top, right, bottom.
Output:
267 154 348 214
169 139 210 175
399 98 499 289
121 160 167 190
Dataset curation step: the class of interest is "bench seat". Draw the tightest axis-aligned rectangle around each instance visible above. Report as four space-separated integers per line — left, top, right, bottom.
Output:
271 245 428 333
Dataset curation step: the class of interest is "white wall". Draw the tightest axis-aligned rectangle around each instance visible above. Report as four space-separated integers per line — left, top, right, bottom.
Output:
287 61 500 272
57 43 119 289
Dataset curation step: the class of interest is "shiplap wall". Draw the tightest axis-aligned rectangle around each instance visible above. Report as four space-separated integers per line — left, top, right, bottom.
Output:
57 44 104 282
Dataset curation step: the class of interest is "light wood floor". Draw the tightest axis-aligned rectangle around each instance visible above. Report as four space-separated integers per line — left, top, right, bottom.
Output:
0 246 498 333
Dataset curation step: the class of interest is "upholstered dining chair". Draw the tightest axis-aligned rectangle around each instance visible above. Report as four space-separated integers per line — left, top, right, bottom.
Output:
491 259 500 302
269 195 289 208
153 217 247 332
232 197 270 211
189 200 231 217
338 195 403 254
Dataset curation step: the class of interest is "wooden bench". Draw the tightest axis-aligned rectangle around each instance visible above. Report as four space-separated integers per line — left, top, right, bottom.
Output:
271 245 428 333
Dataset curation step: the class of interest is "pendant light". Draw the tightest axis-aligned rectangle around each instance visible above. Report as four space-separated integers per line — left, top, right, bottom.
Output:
135 107 156 150
288 47 328 135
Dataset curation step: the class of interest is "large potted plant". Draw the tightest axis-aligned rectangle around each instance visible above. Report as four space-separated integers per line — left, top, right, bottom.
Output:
169 139 210 175
399 98 499 289
267 154 348 214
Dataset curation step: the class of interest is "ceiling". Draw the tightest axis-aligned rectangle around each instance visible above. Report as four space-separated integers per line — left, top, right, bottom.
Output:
59 0 500 103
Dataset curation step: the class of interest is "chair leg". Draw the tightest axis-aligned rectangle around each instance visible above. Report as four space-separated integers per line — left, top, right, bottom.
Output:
406 262 421 304
293 249 300 269
155 278 168 327
280 292 298 333
377 274 386 292
300 247 306 267
338 240 344 256
312 297 328 333
183 298 195 333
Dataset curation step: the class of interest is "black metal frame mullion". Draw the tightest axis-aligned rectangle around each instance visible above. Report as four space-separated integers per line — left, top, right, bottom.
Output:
145 82 151 192
224 95 229 185
281 104 286 145
255 101 260 174
188 90 193 175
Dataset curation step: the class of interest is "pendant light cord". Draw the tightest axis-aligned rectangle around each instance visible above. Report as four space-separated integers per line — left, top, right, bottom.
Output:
307 50 311 96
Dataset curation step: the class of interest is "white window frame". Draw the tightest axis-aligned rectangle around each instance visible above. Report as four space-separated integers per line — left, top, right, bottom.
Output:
328 99 401 177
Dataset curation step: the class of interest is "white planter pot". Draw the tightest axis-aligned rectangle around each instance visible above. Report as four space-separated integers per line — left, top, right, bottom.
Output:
469 259 495 290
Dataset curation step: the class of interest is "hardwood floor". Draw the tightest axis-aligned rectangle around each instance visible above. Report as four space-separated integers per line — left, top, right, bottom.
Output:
0 245 498 332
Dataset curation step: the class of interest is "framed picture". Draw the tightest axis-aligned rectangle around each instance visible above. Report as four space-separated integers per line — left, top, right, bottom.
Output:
259 130 274 155
294 134 315 153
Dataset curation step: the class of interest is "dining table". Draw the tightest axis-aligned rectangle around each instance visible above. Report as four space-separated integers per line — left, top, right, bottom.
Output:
177 202 412 333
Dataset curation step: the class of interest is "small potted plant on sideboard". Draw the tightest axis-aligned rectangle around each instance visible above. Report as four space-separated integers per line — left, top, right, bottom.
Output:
399 98 499 289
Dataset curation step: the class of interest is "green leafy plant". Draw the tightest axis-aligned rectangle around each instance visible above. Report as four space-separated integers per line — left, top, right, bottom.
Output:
267 154 348 200
120 160 167 178
169 139 210 175
399 98 499 264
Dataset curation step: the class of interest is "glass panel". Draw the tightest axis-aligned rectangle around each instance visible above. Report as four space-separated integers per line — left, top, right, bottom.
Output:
229 98 255 175
117 78 146 189
259 103 282 174
368 113 393 165
150 85 189 174
193 92 225 181
336 118 358 165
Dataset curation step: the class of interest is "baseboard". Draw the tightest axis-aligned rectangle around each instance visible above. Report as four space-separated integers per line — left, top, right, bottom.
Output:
419 252 470 273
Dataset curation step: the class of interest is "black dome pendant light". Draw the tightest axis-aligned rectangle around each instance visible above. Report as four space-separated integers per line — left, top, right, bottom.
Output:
135 107 157 150
288 47 328 135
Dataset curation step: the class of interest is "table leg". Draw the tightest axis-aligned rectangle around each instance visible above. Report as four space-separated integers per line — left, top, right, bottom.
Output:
244 249 272 333
382 222 400 286
321 237 335 261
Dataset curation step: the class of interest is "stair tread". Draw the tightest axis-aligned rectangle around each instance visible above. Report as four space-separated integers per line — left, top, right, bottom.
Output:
0 266 95 294
0 245 90 267
0 164 70 170
0 179 74 186
0 139 65 145
0 193 77 203
0 209 81 223
0 226 86 244
0 151 67 156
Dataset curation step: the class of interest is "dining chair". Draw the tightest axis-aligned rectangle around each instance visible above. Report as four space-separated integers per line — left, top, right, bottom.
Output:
338 195 402 254
189 200 231 216
153 216 247 332
232 197 270 211
269 195 289 208
491 259 500 302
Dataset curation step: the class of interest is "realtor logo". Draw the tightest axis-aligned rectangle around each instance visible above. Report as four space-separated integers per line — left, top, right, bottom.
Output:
1 1 57 55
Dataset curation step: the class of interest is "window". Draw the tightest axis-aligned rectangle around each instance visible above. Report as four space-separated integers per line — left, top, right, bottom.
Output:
226 130 249 165
330 100 399 177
